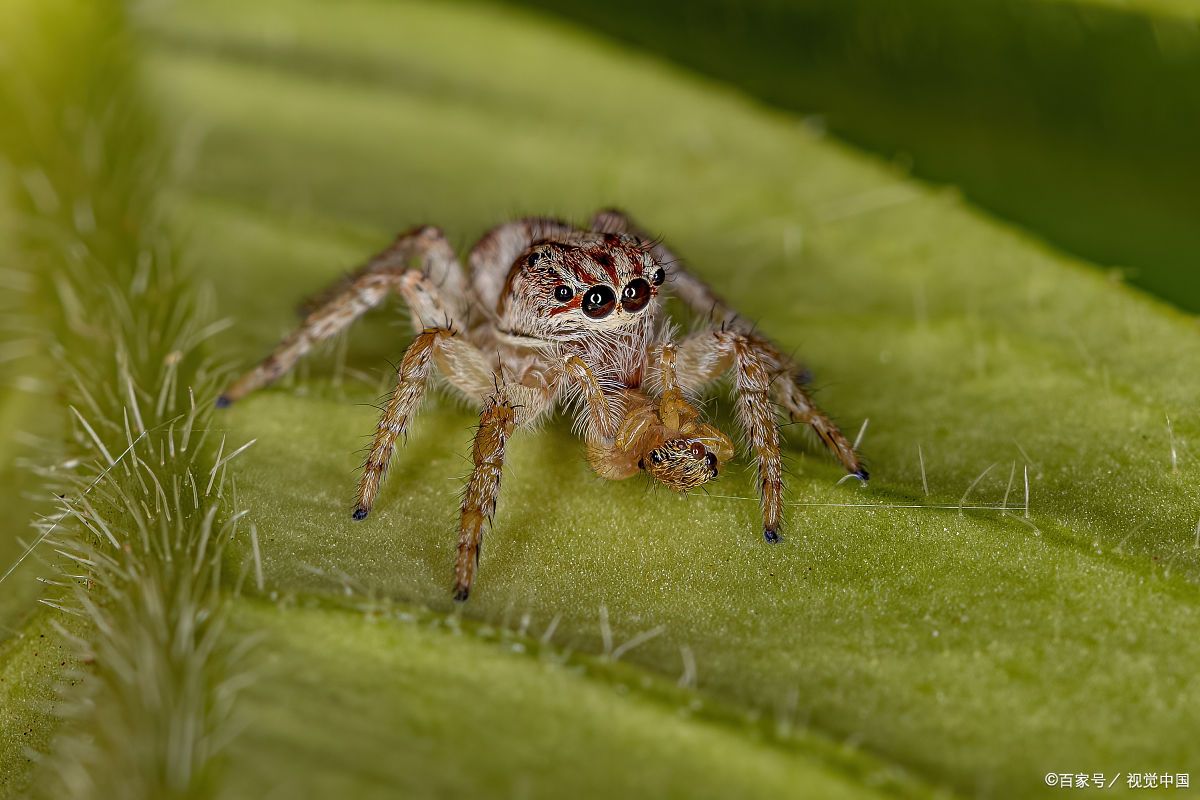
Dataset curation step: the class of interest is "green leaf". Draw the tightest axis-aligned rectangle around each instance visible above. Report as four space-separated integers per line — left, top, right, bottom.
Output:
219 597 909 799
148 0 1200 794
5 0 1200 796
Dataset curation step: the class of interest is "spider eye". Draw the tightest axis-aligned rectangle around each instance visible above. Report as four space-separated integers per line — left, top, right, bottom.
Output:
527 251 542 268
581 285 616 319
650 267 665 286
554 285 573 302
689 442 706 460
620 278 652 313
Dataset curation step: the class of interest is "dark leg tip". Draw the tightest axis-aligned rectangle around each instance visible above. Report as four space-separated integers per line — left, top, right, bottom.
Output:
351 506 369 521
452 586 470 602
763 528 781 544
215 395 232 409
853 468 870 482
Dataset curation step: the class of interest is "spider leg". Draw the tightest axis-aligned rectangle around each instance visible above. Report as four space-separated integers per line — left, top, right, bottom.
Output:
453 388 517 601
672 329 786 541
298 225 467 322
355 327 469 520
771 363 866 480
453 381 554 601
712 332 864 478
219 226 465 405
670 328 862 543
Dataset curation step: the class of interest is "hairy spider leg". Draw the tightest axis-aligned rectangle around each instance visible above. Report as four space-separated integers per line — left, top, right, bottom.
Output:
454 388 518 601
218 226 465 405
355 327 475 520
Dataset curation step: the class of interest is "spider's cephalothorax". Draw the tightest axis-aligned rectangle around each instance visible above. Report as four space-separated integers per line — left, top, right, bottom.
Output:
219 210 866 600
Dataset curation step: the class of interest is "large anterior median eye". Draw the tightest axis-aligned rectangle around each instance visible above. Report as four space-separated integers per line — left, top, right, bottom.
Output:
582 285 616 318
620 278 652 313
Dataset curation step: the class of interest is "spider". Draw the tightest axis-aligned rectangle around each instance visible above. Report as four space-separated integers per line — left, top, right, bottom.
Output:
218 209 867 600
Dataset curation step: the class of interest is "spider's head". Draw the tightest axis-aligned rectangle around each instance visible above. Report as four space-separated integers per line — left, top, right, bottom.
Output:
498 233 665 341
640 438 722 492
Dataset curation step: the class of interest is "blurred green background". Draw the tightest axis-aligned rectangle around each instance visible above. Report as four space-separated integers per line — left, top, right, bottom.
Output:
2 1 1200 799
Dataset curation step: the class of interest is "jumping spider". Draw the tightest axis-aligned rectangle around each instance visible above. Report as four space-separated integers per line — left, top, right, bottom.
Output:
219 209 867 600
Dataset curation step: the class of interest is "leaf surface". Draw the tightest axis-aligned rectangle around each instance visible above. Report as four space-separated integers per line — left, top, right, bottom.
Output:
3 0 1200 797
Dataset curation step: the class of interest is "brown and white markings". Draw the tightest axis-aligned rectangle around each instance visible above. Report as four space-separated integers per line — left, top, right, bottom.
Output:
219 210 867 600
